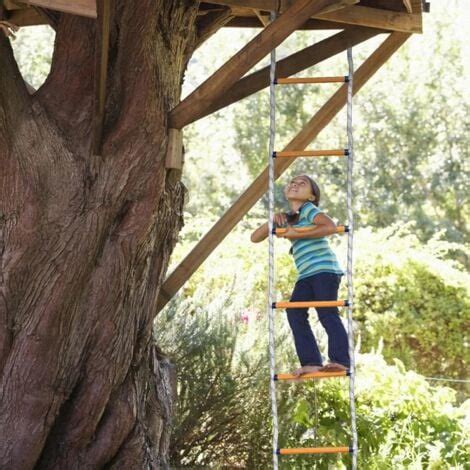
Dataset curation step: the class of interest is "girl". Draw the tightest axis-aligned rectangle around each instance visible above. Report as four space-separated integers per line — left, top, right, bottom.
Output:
251 174 350 377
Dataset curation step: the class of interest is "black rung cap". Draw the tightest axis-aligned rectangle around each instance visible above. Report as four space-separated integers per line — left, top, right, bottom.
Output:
346 370 352 377
344 299 350 307
273 78 278 85
349 445 354 453
344 225 350 232
271 302 276 309
276 448 281 455
345 75 350 82
273 374 279 381
272 151 277 158
271 228 276 235
344 148 350 156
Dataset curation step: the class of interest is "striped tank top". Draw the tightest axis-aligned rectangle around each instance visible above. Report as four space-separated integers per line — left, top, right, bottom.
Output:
291 202 344 280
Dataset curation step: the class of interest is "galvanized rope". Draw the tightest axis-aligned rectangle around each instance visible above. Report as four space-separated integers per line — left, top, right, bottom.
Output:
346 47 358 470
267 10 279 470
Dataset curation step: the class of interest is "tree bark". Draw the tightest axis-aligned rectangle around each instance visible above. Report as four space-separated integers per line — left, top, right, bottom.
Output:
0 1 198 468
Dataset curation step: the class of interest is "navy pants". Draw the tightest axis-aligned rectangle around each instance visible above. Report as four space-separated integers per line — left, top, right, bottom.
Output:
286 272 350 368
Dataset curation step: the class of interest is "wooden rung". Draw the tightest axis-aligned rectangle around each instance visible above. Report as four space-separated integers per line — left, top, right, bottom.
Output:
275 225 348 235
276 76 348 84
275 370 349 381
274 149 348 158
277 446 352 455
273 300 348 309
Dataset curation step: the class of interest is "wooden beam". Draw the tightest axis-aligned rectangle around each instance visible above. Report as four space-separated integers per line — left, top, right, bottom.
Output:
203 0 290 9
181 27 379 124
169 0 358 129
226 16 348 29
204 1 421 33
21 0 97 17
92 0 111 155
315 5 421 33
156 31 411 313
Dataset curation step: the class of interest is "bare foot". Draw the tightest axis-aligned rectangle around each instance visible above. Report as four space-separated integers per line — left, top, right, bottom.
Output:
292 365 322 377
319 362 348 372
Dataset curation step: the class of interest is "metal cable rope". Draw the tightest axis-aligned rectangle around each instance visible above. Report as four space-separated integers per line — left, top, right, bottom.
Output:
267 10 279 470
346 46 359 470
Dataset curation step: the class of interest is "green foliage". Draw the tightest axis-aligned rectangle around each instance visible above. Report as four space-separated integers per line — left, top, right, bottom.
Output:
155 282 273 468
10 26 55 89
155 245 469 468
352 226 470 389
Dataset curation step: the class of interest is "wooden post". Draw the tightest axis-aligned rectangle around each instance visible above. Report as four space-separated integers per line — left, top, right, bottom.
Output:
165 129 184 170
156 32 411 313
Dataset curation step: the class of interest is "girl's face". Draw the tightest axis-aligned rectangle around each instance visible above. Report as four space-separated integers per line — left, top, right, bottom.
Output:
284 176 315 202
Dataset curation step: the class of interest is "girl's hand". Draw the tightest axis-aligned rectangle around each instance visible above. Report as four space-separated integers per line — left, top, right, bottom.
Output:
274 212 287 227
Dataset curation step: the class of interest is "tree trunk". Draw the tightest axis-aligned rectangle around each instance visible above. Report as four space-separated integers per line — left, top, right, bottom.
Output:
0 1 198 468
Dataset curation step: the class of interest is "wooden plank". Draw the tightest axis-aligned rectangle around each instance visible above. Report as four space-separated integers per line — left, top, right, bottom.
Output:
278 446 350 453
203 0 290 9
169 0 358 129
276 76 347 83
21 0 97 18
226 16 347 29
205 1 421 33
275 300 347 308
315 5 421 33
185 27 379 123
165 129 184 170
275 371 347 380
156 32 411 313
92 0 111 155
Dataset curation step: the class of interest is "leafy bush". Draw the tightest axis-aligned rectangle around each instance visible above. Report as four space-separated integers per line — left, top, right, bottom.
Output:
352 226 470 389
155 228 469 468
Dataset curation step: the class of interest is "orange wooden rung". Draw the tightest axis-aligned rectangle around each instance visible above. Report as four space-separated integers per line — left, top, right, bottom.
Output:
274 149 348 158
277 446 352 455
276 76 348 84
275 225 348 235
274 370 349 381
273 300 348 308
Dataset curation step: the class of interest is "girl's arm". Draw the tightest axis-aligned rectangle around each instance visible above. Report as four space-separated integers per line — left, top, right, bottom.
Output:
251 213 287 243
277 213 337 240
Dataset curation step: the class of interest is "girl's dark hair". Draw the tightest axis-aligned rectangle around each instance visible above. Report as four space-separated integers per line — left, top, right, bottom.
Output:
285 175 321 224
302 174 321 206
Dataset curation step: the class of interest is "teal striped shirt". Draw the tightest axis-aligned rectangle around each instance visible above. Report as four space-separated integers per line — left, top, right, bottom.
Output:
291 202 344 279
